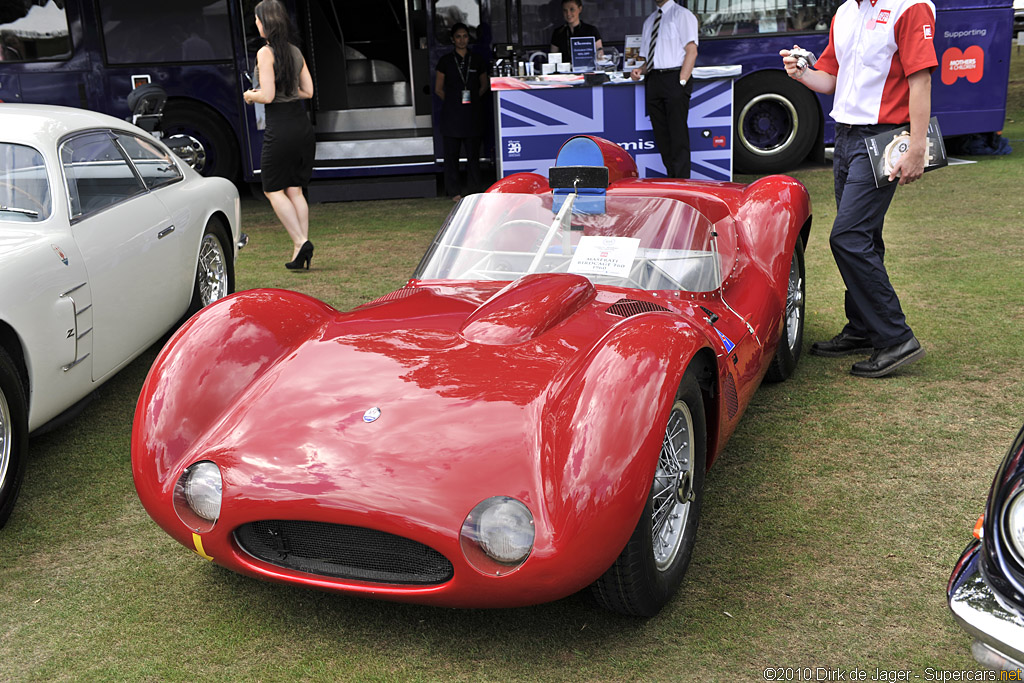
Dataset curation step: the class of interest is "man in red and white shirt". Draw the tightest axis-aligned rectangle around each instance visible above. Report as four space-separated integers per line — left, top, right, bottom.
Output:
780 0 937 378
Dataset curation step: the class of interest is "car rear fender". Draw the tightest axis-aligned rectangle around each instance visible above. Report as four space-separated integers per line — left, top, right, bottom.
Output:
131 289 336 499
736 174 812 296
531 312 713 578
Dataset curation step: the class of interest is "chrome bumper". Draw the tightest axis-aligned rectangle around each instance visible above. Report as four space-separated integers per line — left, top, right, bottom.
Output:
948 541 1024 673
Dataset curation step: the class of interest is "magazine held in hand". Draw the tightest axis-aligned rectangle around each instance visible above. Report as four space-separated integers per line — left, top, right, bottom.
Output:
865 117 947 187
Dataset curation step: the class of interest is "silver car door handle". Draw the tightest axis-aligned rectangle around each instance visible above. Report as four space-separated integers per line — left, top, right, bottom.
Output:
158 225 176 239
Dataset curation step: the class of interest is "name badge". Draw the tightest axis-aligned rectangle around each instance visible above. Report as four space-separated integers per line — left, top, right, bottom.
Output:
461 89 471 104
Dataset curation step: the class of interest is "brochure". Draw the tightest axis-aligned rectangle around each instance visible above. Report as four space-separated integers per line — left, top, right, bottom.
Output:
864 117 947 187
570 36 596 73
623 34 642 69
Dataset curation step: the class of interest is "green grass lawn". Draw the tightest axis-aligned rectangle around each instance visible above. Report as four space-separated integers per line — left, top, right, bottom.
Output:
3 59 1024 681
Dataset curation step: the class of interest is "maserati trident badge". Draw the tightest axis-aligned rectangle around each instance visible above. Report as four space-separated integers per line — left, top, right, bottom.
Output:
363 407 381 423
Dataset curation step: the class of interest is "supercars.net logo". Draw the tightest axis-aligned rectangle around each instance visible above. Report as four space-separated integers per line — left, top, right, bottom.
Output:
941 45 984 84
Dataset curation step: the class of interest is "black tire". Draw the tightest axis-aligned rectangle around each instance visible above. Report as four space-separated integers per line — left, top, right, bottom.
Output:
185 218 234 320
161 101 239 181
765 238 806 383
591 369 707 617
0 346 28 529
734 70 820 174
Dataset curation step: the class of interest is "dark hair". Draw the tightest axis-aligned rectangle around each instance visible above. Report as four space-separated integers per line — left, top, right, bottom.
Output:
450 22 469 40
562 0 582 7
255 0 298 96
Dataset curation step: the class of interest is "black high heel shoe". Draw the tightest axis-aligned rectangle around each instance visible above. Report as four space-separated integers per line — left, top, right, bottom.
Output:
285 241 314 270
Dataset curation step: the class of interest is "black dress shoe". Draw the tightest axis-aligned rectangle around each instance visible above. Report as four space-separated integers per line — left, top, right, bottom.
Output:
850 337 925 378
809 332 873 357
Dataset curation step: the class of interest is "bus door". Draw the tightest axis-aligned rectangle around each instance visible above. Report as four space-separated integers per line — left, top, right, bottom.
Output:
239 0 436 196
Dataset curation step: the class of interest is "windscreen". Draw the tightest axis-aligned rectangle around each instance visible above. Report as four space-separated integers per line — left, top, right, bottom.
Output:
414 192 722 292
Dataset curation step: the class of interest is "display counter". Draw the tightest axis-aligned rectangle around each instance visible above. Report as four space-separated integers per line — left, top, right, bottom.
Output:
492 65 741 182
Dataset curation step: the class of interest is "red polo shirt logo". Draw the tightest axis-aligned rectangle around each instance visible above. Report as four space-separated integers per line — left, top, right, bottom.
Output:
941 45 984 84
876 10 890 23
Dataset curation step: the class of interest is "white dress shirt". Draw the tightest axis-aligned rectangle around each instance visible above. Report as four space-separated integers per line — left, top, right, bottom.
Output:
640 0 699 70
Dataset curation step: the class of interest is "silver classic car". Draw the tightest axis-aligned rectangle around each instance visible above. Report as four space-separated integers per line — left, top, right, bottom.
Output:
0 104 244 528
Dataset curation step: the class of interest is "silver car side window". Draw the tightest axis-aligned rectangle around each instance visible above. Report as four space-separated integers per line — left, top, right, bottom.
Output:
60 132 146 221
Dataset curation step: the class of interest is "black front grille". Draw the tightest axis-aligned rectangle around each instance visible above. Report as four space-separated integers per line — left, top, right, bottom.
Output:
234 520 454 585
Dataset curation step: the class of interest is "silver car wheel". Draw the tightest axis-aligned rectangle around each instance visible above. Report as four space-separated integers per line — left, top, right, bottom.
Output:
197 233 229 307
652 399 694 572
784 248 804 352
0 387 10 492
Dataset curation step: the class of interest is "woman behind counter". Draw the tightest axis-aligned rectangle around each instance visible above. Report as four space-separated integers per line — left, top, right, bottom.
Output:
242 0 317 270
434 23 489 201
549 0 603 58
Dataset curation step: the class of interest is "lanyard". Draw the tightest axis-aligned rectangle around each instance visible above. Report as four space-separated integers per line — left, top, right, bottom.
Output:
454 52 470 88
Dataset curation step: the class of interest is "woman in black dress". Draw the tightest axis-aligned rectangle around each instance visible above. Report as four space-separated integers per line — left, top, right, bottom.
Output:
434 23 489 201
243 0 316 269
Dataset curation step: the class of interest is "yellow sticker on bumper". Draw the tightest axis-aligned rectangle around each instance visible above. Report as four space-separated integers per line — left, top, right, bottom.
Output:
192 533 214 561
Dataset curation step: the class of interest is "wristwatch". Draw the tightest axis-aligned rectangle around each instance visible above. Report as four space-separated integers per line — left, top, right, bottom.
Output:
883 132 912 177
679 78 687 87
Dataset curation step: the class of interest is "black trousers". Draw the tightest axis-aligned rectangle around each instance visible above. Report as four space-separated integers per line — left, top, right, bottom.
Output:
831 123 914 349
645 71 693 179
443 136 482 197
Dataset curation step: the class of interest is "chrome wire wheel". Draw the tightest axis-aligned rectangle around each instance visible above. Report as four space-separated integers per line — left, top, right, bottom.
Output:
784 248 804 353
197 232 229 307
652 399 694 572
0 387 10 493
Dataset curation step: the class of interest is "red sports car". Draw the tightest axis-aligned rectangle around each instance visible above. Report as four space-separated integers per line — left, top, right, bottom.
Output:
132 136 812 616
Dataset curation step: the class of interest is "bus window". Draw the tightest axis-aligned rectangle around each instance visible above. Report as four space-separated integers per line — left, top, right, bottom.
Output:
517 0 646 49
97 0 233 64
434 0 482 43
0 0 72 61
694 0 838 37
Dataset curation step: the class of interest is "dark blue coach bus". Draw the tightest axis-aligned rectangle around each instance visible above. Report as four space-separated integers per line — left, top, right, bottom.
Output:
0 0 1010 190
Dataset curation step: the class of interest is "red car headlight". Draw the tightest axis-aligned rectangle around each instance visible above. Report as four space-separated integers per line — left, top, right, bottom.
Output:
460 496 534 576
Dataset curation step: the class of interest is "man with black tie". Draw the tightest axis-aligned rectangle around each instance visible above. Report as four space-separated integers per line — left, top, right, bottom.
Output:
630 0 699 178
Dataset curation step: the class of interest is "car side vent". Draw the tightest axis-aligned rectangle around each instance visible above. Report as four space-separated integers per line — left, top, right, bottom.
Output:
724 372 739 420
605 298 670 318
235 520 453 585
363 287 419 307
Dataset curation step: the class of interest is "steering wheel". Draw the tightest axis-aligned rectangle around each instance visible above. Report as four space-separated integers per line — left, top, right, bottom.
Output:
0 180 47 216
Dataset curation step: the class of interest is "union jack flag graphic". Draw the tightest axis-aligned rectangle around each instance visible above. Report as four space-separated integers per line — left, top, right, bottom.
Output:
497 78 733 181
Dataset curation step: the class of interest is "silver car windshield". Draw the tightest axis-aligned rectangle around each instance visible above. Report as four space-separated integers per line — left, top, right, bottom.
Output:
0 143 51 222
415 192 722 292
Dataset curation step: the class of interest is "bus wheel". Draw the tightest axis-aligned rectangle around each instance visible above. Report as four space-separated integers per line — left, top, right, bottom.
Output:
734 71 819 174
161 101 239 182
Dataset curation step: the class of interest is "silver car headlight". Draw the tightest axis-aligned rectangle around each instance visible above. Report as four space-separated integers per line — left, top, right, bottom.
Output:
460 496 534 576
1006 488 1024 564
173 461 222 533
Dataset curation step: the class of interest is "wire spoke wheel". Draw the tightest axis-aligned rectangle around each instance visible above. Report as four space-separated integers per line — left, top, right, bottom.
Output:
0 346 27 528
0 387 10 495
784 248 804 353
766 238 805 383
652 400 694 571
197 233 229 307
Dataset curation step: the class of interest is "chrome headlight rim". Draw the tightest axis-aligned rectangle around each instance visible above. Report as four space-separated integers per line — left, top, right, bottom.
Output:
460 496 535 577
172 460 223 533
1002 483 1024 569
